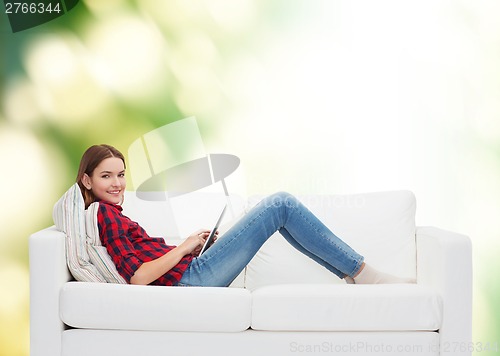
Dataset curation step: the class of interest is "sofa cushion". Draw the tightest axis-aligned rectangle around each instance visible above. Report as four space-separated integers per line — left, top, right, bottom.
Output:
53 183 107 282
245 191 417 290
60 282 251 332
251 284 442 331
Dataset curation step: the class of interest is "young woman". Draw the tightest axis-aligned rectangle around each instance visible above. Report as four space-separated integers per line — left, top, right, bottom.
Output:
77 144 413 287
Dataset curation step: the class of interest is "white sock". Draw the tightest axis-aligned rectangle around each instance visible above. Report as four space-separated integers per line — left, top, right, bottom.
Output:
344 276 355 284
354 264 415 284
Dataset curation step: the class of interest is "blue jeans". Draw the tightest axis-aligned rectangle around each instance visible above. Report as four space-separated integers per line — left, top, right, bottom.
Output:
178 192 364 287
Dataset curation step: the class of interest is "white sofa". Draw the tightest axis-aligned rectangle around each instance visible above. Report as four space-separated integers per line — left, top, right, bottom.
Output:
30 190 472 356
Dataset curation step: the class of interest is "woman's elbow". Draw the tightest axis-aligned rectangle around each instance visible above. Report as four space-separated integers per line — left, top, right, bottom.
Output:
130 271 149 285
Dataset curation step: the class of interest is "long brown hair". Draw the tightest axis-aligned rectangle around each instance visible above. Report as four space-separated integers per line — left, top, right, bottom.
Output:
76 144 126 208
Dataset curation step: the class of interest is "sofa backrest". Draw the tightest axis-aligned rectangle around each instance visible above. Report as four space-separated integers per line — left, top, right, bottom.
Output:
245 191 417 290
122 190 417 290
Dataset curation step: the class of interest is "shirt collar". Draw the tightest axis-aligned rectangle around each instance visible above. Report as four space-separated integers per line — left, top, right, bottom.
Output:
97 199 123 211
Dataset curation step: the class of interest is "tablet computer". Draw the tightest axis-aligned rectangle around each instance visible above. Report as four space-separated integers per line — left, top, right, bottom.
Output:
198 204 227 256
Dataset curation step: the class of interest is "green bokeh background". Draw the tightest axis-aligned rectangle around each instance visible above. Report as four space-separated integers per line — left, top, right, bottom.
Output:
1 1 499 355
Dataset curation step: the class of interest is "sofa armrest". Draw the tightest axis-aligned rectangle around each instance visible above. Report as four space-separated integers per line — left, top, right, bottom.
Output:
416 226 472 356
30 226 72 356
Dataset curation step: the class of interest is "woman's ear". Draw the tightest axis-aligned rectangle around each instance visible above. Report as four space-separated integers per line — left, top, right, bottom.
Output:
81 173 92 190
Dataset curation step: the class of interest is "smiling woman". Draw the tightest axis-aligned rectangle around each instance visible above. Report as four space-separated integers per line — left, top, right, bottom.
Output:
72 143 417 289
76 145 127 208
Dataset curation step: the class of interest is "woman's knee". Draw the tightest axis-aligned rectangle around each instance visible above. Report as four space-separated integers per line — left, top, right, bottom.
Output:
267 191 299 208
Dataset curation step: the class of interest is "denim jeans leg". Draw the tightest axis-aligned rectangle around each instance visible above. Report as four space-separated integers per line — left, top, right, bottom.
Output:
272 193 364 278
178 192 364 287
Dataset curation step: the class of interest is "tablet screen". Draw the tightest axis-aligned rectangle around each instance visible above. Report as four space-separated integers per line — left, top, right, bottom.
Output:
198 205 227 256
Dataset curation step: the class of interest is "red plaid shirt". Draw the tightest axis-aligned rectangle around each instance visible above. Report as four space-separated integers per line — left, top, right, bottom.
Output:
97 201 193 285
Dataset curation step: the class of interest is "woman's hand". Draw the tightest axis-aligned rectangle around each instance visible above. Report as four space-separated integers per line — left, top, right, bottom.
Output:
178 229 211 256
130 229 218 285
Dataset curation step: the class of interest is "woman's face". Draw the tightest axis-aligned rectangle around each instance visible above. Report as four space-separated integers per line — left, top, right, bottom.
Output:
82 157 126 204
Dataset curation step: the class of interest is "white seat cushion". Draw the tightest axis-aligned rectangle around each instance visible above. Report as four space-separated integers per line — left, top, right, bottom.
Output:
60 282 251 332
251 284 442 331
